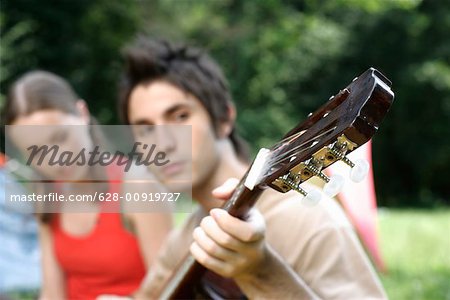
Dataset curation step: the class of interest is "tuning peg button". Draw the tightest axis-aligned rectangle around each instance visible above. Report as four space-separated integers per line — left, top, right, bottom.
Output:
349 159 370 182
301 189 322 206
323 174 345 197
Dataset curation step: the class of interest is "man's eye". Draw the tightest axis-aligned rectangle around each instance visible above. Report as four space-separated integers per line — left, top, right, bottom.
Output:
51 130 68 144
173 112 189 122
138 125 154 136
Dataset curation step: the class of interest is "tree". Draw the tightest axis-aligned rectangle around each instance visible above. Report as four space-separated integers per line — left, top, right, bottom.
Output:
0 0 140 123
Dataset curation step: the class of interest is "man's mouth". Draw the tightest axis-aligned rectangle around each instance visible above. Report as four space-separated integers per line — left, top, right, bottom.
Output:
160 161 185 176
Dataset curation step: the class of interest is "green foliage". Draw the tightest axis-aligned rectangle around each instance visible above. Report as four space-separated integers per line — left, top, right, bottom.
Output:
379 209 450 299
0 13 36 107
0 0 140 123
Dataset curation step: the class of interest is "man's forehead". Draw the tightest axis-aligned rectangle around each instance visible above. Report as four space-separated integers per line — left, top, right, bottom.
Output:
130 98 199 125
132 81 197 103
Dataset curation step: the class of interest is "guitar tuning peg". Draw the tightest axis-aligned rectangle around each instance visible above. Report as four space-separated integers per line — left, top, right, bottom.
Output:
323 174 345 198
315 171 344 198
301 189 322 206
340 156 370 182
349 159 370 182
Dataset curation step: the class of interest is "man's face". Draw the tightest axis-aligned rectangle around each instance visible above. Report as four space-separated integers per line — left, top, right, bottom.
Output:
128 80 221 191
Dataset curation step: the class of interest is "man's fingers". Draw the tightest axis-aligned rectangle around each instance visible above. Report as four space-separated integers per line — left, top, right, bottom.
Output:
210 208 265 243
193 227 240 262
190 242 234 277
199 216 242 251
193 208 268 279
212 178 240 200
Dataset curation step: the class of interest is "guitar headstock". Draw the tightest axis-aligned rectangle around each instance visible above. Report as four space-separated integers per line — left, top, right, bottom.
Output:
245 68 394 199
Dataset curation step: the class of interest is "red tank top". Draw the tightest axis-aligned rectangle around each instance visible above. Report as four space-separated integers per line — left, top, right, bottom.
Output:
51 166 146 299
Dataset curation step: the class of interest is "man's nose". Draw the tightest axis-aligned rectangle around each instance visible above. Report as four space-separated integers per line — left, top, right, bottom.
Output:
155 126 176 153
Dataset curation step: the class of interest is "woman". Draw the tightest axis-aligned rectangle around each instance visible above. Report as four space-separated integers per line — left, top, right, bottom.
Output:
2 70 172 299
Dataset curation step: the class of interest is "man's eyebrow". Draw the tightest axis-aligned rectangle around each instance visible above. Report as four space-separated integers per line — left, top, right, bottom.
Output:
132 119 152 125
164 103 190 116
131 103 192 125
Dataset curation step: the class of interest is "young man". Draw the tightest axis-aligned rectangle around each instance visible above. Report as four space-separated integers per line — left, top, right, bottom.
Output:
118 37 387 299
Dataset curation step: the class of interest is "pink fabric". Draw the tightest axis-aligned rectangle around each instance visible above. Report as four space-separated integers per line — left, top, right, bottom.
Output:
0 153 5 168
326 141 386 272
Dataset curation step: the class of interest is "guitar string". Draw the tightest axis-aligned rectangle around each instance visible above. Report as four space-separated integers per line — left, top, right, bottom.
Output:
267 123 336 163
268 112 334 151
269 130 305 152
262 126 337 174
266 126 336 168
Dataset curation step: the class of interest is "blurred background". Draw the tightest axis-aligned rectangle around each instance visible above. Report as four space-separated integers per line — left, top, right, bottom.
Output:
1 0 449 299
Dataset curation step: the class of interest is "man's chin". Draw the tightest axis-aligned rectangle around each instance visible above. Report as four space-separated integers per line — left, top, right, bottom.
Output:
159 178 192 194
164 182 192 194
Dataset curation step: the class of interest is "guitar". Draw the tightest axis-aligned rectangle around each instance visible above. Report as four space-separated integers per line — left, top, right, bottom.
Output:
159 67 394 299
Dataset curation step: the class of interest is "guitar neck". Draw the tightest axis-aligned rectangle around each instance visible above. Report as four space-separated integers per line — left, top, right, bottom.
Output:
160 176 265 299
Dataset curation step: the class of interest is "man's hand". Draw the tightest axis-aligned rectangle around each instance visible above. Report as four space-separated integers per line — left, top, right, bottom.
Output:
190 178 268 279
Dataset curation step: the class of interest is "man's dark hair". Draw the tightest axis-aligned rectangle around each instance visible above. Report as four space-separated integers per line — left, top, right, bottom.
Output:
118 36 249 161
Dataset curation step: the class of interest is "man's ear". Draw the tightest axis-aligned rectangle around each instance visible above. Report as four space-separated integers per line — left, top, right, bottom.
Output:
218 102 236 139
75 100 91 125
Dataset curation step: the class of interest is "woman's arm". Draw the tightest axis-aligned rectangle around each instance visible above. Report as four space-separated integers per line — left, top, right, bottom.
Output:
38 222 66 300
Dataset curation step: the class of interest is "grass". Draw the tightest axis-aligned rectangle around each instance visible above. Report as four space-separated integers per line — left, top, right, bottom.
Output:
378 209 450 300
